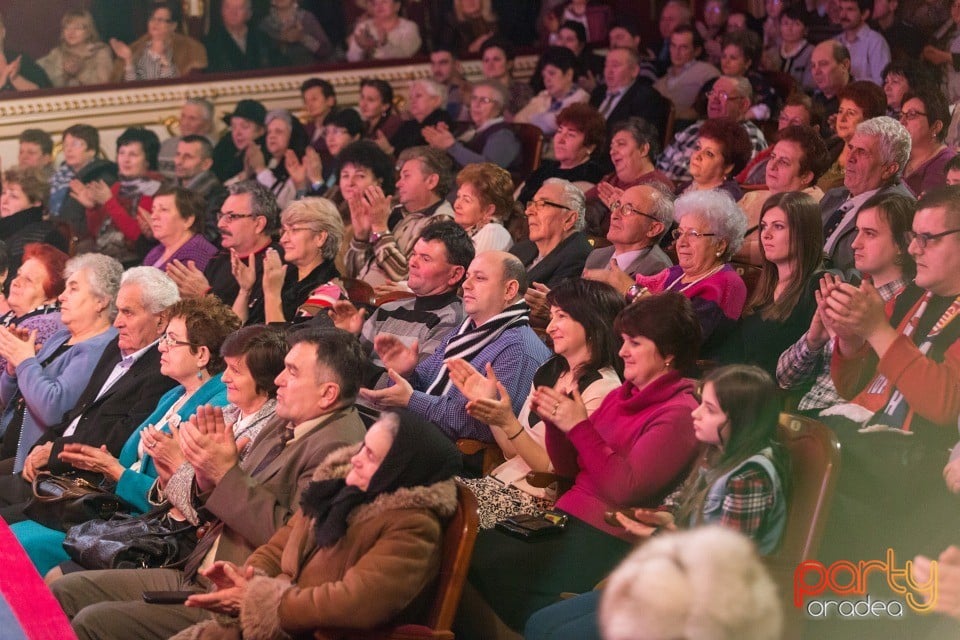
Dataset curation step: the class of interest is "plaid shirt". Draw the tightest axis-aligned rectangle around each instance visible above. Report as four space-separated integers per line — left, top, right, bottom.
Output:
656 120 768 183
777 278 906 411
717 466 775 538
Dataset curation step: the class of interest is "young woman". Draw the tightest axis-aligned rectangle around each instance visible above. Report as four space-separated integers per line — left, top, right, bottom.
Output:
710 191 823 374
453 279 624 528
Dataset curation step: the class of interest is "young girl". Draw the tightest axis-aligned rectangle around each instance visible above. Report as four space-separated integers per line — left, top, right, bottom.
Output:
616 364 788 555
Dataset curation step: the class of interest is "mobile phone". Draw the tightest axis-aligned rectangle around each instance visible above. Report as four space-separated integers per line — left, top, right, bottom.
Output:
604 510 638 528
142 591 194 605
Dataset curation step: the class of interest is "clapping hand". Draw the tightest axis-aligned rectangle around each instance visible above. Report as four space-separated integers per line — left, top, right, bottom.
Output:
358 368 413 408
179 405 243 492
373 334 419 377
530 385 587 432
447 359 499 403
230 250 257 293
327 300 367 335
58 444 124 482
186 561 255 614
583 260 635 295
261 248 287 298
167 260 212 298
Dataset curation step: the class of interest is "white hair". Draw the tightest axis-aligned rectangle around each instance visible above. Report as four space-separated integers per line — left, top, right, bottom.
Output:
674 189 748 259
855 116 912 180
65 253 124 320
121 267 180 314
600 526 782 640
543 178 586 231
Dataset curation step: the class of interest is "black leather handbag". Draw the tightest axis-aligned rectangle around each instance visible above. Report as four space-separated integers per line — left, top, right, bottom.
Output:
62 505 198 570
23 472 133 532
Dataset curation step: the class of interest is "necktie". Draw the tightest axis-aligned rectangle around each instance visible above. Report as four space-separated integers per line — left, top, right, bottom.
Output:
249 425 295 476
824 199 855 239
599 90 621 118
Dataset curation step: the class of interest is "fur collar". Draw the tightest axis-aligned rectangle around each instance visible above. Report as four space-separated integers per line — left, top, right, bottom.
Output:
307 444 459 524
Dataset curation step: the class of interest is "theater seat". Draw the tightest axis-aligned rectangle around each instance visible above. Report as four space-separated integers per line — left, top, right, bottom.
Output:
508 123 544 186
343 277 375 306
456 439 505 476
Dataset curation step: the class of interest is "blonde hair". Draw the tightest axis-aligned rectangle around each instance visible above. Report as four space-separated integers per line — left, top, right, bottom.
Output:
280 198 345 261
61 9 101 45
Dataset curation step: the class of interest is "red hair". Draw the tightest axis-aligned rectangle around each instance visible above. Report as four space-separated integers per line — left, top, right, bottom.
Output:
21 243 69 298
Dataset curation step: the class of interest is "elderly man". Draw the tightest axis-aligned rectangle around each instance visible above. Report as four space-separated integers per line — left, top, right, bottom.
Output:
345 146 455 287
810 40 852 136
653 24 720 123
834 0 889 85
657 75 768 183
590 48 670 140
360 251 551 443
158 98 215 179
330 221 474 387
0 267 180 518
820 116 914 271
204 0 280 73
52 328 366 640
582 184 674 291
166 181 281 323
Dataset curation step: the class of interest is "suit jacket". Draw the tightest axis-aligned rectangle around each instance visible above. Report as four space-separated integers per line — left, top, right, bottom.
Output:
203 25 279 74
584 244 673 277
186 407 366 574
510 231 594 289
38 339 176 475
820 181 915 272
590 80 670 141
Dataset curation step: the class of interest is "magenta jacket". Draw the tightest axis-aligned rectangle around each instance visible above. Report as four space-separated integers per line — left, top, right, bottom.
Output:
545 371 700 539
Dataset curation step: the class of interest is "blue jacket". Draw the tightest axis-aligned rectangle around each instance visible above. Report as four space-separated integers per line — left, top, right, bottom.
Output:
0 327 117 472
115 373 228 512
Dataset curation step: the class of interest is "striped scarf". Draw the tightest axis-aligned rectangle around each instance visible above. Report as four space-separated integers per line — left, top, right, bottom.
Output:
424 300 530 396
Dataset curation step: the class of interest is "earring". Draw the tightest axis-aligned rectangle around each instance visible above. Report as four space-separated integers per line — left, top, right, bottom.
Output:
197 370 204 380
716 251 722 257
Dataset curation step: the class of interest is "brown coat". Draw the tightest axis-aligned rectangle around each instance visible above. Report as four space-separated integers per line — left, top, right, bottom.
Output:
111 32 208 82
172 445 459 640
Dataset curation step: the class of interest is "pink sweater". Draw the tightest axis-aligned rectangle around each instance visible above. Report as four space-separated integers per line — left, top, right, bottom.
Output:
546 371 700 539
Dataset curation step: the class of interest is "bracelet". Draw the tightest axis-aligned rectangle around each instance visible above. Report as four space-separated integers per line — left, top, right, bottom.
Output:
507 428 524 440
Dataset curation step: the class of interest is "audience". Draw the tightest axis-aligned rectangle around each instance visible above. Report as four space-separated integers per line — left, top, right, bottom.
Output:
141 185 217 272
818 80 887 192
834 0 890 85
653 24 720 123
900 87 955 196
17 129 55 179
776 7 815 91
245 109 308 210
682 116 753 201
158 98 216 179
589 47 670 143
389 79 455 155
110 1 208 82
37 9 113 88
357 78 403 148
346 0 422 62
300 78 337 155
514 46 590 139
738 92 822 185
204 0 280 73
443 0 498 56
810 40 851 136
0 168 69 279
429 46 470 122
479 37 533 119
258 0 334 66
211 99 267 183
0 12 51 91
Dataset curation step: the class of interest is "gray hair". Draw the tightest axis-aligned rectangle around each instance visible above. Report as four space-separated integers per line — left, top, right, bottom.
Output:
65 253 124 320
723 75 753 103
500 252 528 296
185 98 214 125
600 526 782 640
120 267 180 314
855 116 912 180
646 185 676 239
674 189 748 259
410 78 448 106
280 198 345 261
471 79 509 115
227 180 280 233
544 178 586 232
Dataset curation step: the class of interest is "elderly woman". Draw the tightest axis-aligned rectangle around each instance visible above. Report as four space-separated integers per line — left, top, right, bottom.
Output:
632 190 748 343
711 192 823 373
109 1 207 81
901 88 956 197
817 81 887 192
584 118 674 239
243 109 309 210
466 292 702 634
455 279 624 528
737 125 829 265
170 410 461 639
517 103 606 205
514 46 590 138
154 325 286 527
37 9 112 87
0 253 121 474
142 186 217 272
72 127 163 265
10 296 238 575
357 78 403 152
390 79 455 156
480 37 533 119
233 198 345 324
0 244 68 374
453 163 515 251
423 79 521 171
0 167 68 279
346 0 423 62
683 117 753 201
511 178 594 289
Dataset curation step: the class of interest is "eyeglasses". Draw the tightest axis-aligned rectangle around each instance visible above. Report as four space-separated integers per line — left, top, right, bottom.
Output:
672 228 717 241
470 95 499 105
898 110 928 122
280 224 317 235
610 201 658 222
906 228 960 249
159 333 195 349
217 211 255 222
706 90 743 102
525 199 571 214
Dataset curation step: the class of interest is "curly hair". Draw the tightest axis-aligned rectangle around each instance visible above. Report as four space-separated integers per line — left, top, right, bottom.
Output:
337 140 397 196
21 243 68 299
455 163 515 222
556 103 607 155
838 80 887 121
697 117 753 176
3 166 48 208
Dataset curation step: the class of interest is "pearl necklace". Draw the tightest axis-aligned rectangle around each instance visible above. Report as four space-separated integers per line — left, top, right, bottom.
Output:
666 263 726 294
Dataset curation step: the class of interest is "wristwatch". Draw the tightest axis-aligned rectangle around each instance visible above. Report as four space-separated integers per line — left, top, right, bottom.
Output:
625 284 648 304
368 230 386 244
